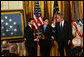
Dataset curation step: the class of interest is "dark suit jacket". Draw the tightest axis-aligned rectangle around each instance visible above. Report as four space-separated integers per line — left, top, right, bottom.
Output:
24 25 35 47
39 25 52 47
55 20 72 45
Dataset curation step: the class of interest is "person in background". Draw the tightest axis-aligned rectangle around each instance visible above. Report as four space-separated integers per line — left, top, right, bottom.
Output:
67 38 83 56
54 14 72 56
8 43 18 56
24 18 37 56
39 17 52 56
1 40 9 56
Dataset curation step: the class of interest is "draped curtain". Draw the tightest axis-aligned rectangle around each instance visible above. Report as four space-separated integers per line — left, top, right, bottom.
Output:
23 1 83 26
70 1 83 21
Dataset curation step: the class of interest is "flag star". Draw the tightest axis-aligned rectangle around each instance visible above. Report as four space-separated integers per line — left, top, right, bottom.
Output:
1 19 4 23
9 25 13 28
9 19 12 22
2 33 5 36
2 26 4 29
11 32 13 35
14 29 17 32
5 16 8 19
6 29 9 32
5 22 8 26
13 22 16 25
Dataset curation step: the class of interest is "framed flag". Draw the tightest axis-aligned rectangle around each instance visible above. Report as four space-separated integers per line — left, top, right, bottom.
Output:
1 10 25 40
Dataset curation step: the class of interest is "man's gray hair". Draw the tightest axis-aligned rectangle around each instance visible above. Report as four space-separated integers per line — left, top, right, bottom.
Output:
9 43 18 53
57 14 64 19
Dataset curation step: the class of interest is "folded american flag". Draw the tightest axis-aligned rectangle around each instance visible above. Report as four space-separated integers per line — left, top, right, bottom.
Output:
1 11 24 40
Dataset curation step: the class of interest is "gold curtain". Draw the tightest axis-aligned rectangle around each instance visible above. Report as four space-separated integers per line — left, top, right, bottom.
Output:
23 1 83 26
70 1 83 20
44 1 54 24
79 1 83 19
58 1 65 14
58 1 73 22
23 1 54 25
64 1 72 22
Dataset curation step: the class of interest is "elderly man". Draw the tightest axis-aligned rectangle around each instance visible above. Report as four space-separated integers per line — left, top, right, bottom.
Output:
8 43 18 56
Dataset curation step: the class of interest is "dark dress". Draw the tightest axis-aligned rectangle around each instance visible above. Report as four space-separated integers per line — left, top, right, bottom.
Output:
39 25 52 56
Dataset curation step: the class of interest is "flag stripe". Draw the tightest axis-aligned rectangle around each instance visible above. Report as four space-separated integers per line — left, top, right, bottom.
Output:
33 1 43 29
38 16 43 25
33 22 38 29
53 1 60 22
33 15 39 29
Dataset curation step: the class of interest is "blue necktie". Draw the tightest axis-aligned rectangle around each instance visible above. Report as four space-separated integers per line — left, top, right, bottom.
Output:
60 22 62 31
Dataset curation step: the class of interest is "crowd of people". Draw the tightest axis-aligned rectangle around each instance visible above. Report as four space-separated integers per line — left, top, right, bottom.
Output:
1 40 18 56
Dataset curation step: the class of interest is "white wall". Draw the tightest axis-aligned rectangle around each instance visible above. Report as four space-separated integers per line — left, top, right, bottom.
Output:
1 1 23 10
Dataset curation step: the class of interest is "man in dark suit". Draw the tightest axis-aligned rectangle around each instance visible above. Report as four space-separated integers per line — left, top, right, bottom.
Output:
54 14 72 56
24 18 37 56
39 18 52 56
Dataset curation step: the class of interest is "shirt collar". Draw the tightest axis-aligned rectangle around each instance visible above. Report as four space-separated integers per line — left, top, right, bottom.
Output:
60 20 64 27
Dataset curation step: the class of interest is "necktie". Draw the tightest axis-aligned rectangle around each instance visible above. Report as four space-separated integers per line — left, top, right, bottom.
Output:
60 22 62 31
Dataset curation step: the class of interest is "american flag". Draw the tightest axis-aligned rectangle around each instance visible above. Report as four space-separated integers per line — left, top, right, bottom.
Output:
53 1 60 16
53 1 60 23
1 11 24 40
33 1 43 29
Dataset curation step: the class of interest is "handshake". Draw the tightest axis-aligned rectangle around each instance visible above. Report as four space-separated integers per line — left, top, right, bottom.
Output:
34 35 45 41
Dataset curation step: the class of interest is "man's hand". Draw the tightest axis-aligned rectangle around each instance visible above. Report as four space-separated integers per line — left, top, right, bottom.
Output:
54 41 56 45
33 33 35 36
24 38 26 41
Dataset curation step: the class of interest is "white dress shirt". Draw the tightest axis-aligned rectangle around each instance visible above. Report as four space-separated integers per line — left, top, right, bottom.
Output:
60 20 64 27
